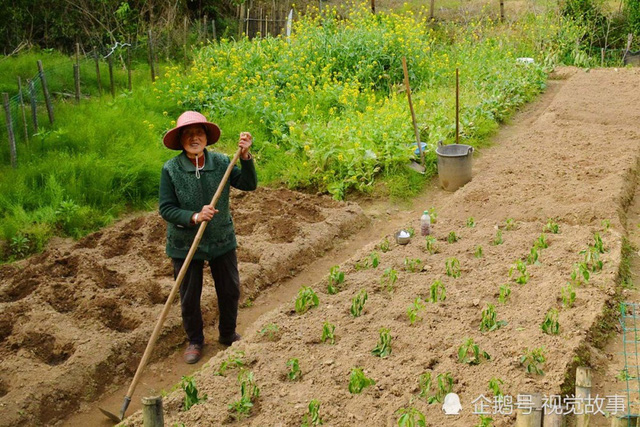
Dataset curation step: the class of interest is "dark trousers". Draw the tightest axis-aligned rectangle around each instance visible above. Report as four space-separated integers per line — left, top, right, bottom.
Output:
172 249 240 345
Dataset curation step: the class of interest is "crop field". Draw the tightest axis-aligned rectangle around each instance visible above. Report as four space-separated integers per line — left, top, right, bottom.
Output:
0 1 639 426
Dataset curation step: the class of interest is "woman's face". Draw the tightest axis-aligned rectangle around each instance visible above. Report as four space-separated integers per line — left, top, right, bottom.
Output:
180 124 207 157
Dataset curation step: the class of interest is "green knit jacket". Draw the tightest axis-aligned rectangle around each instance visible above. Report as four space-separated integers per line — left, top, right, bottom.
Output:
159 149 257 260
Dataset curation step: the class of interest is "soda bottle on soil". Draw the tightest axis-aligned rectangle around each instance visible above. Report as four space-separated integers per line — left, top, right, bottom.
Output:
421 210 431 236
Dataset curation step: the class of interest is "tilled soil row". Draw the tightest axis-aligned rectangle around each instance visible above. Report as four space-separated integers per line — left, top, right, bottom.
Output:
123 69 640 426
0 187 367 427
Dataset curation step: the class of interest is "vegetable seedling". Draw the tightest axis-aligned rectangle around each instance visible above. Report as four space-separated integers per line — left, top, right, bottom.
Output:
321 321 335 344
475 245 483 258
425 236 438 254
404 257 422 272
301 399 323 427
379 237 391 253
287 358 301 381
348 367 376 394
467 217 476 228
488 378 504 396
407 297 425 325
498 284 511 304
561 284 575 308
445 257 461 278
520 348 546 375
447 231 460 243
544 218 559 234
541 308 560 335
372 328 392 358
181 375 207 411
396 406 426 427
492 230 503 246
457 338 491 365
350 289 368 317
295 286 319 314
381 268 398 292
228 369 260 419
480 304 507 332
429 279 446 303
509 260 529 285
327 265 344 294
216 351 245 376
258 323 279 341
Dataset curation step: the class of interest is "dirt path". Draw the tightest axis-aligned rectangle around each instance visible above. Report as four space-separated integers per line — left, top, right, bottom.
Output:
116 67 640 426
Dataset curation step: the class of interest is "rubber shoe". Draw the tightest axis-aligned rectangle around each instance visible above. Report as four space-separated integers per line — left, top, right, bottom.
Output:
218 332 241 346
183 343 203 364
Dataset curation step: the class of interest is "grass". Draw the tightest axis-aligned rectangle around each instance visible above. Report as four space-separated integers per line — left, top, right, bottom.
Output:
0 1 593 261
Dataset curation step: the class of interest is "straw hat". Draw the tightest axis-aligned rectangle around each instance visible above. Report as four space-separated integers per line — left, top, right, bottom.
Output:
162 111 221 150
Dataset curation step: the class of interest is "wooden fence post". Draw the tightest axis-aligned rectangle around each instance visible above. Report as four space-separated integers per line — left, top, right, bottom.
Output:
430 0 436 20
3 93 18 169
28 79 38 133
37 60 54 124
74 64 80 103
212 19 216 40
203 14 208 41
142 396 164 427
94 49 103 95
17 77 29 145
148 28 156 82
238 3 246 38
108 55 115 97
576 367 591 427
515 392 542 427
127 42 132 91
543 407 565 427
371 0 375 13
500 0 505 22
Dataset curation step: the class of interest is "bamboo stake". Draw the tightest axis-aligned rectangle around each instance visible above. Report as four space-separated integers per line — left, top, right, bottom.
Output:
142 396 164 427
500 0 505 22
455 68 459 145
576 367 591 427
148 28 156 82
515 392 543 427
17 77 29 145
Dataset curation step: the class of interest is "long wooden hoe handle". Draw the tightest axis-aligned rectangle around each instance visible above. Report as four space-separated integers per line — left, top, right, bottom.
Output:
402 56 424 166
117 147 244 420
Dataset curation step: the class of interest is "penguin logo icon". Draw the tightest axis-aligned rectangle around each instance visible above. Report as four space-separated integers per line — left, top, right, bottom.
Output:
442 393 462 415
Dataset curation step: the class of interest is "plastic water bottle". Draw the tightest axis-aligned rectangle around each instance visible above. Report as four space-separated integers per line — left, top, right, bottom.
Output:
420 210 431 236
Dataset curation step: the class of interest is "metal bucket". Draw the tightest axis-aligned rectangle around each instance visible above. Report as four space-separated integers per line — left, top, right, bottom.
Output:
436 141 473 192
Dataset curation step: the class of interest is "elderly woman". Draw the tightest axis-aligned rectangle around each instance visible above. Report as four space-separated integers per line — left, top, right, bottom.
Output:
159 111 257 364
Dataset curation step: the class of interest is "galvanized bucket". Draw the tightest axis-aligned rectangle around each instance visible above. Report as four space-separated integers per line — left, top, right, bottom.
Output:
436 141 473 192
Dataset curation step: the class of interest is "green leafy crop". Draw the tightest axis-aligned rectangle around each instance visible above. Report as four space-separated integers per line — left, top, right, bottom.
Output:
348 367 376 394
295 286 319 314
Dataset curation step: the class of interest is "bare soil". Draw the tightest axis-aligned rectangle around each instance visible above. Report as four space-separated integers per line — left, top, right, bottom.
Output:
117 67 640 426
0 187 367 427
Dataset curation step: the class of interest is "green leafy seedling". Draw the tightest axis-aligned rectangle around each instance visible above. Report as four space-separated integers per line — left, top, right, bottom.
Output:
488 378 504 396
301 399 323 427
541 308 560 335
475 245 483 258
457 338 491 365
476 415 494 427
467 217 476 228
216 351 245 376
447 231 460 243
327 265 344 294
287 358 301 381
561 284 576 308
356 251 380 270
418 372 432 398
321 321 335 344
430 373 454 404
535 233 548 249
407 297 425 325
520 347 546 375
445 257 461 278
498 283 511 304
396 406 426 427
348 367 376 394
404 257 422 272
379 237 390 253
429 279 446 303
527 245 539 265
480 303 507 332
406 227 415 237
258 323 279 341
381 268 398 292
372 328 392 358
509 260 529 285
505 218 516 230
350 289 368 317
544 218 559 234
429 207 438 223
425 236 438 254
181 375 207 411
228 369 260 419
295 286 319 314
492 229 503 246
571 262 590 286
